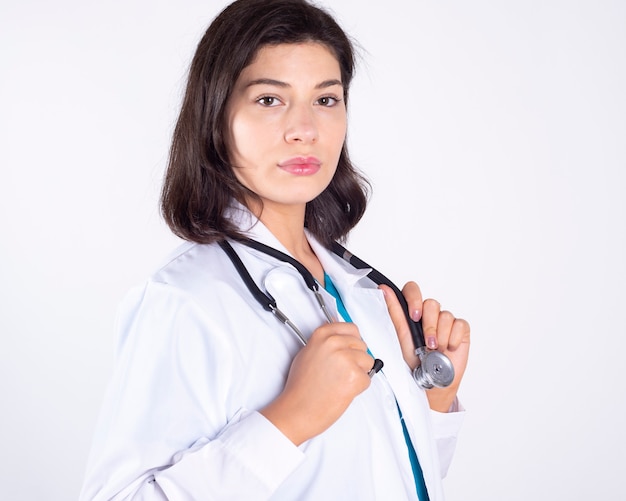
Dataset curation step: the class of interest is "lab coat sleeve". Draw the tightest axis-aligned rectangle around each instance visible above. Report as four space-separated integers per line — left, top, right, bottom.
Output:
155 410 305 500
81 281 305 501
429 406 465 479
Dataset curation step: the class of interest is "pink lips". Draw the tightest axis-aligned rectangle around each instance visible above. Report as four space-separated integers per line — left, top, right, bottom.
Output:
278 156 321 176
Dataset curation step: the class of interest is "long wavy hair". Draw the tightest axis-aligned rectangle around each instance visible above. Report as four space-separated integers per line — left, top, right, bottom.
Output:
160 0 370 246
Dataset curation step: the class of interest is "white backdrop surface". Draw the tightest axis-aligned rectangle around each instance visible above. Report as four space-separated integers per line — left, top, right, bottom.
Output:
1 1 624 499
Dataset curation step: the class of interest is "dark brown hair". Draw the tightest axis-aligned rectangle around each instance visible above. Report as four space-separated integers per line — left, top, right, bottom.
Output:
160 0 369 246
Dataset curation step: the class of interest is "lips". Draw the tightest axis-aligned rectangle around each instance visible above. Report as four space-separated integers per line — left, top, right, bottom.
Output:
278 156 322 176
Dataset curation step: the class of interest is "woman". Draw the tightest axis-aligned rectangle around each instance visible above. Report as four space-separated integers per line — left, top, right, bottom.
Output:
80 0 470 499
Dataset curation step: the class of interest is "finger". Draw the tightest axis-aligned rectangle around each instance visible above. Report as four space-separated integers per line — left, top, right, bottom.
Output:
318 322 368 352
314 321 361 340
421 298 441 349
436 310 455 351
379 284 417 367
329 347 376 388
355 351 378 372
378 284 409 336
447 318 470 351
336 336 368 353
401 281 423 322
315 331 367 354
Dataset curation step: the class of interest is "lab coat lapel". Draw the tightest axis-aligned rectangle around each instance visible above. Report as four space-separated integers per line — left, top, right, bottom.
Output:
308 238 412 392
263 266 331 342
226 207 442 496
309 238 443 499
225 205 339 342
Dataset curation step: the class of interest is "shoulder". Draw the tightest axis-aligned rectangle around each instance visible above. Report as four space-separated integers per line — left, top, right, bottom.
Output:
129 239 284 318
113 241 251 360
149 240 234 294
113 241 246 338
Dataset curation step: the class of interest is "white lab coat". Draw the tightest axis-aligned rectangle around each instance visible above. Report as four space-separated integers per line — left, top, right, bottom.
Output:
80 204 464 501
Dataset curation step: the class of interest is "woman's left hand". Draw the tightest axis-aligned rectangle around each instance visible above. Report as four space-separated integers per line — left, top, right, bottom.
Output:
379 282 470 413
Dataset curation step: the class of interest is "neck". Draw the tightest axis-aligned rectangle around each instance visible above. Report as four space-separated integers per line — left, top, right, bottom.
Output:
250 200 325 284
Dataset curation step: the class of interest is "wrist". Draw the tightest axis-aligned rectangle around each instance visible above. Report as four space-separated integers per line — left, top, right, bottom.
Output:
426 386 459 413
260 399 308 447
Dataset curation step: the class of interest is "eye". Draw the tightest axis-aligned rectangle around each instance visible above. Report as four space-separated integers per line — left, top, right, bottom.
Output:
257 96 281 107
316 96 341 107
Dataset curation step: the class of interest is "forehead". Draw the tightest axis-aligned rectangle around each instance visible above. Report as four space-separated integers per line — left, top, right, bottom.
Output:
241 42 341 79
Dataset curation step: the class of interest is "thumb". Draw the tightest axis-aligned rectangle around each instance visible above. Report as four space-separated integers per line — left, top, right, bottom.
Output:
379 284 418 369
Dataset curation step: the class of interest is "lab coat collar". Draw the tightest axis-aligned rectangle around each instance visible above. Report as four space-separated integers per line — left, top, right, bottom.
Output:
307 235 372 289
225 202 445 496
224 201 372 288
224 201 289 254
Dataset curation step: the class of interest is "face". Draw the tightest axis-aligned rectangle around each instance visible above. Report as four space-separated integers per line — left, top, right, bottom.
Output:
225 42 347 215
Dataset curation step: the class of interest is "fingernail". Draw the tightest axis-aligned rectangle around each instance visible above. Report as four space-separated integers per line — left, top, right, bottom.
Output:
427 336 437 349
410 309 422 322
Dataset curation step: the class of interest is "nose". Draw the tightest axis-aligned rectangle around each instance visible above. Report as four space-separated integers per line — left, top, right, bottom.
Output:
284 103 318 144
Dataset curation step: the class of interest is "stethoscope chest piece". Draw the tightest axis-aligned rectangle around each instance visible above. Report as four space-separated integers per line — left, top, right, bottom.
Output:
220 238 455 390
413 348 455 389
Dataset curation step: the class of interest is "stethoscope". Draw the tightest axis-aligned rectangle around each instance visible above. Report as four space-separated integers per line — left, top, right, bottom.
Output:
218 238 454 389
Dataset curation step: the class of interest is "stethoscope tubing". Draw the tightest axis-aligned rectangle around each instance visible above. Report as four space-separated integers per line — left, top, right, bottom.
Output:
218 239 309 345
218 238 454 387
330 241 455 389
329 242 427 351
219 239 383 376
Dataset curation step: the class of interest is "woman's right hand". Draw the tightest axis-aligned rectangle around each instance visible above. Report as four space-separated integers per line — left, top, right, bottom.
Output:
260 322 373 445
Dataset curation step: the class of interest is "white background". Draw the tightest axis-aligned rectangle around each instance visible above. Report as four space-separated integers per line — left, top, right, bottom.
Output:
1 0 624 499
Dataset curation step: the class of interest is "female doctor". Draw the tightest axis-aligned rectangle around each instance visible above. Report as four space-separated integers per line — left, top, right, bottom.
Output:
80 0 471 499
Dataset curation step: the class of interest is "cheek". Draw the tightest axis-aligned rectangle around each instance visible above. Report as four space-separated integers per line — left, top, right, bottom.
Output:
223 109 240 163
226 116 247 162
330 121 347 159
229 115 277 164
330 113 347 145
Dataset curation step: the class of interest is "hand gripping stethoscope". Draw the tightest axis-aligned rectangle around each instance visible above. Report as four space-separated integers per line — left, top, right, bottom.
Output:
218 238 454 389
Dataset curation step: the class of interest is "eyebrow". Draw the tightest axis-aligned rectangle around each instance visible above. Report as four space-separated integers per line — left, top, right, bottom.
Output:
245 78 343 89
